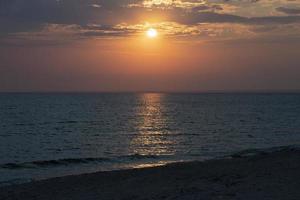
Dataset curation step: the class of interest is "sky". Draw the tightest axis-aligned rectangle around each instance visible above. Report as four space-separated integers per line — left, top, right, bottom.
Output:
0 0 300 92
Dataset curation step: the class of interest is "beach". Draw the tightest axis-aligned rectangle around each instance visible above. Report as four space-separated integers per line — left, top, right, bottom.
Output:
1 148 300 200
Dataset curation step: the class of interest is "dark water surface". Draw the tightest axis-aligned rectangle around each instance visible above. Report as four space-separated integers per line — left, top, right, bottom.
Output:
1 93 300 186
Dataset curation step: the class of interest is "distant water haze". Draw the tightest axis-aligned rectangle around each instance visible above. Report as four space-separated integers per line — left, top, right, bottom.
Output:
1 42 300 92
1 93 300 185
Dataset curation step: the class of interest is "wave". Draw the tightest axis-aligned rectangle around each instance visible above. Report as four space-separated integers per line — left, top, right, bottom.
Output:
2 145 299 171
229 145 300 158
0 154 163 170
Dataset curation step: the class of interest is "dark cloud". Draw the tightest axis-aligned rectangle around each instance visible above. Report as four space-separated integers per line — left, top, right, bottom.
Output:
174 12 300 25
192 5 223 12
1 0 300 42
192 5 211 11
0 0 149 36
223 0 260 2
276 7 300 15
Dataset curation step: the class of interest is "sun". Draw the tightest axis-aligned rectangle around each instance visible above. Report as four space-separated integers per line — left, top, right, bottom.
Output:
146 28 158 38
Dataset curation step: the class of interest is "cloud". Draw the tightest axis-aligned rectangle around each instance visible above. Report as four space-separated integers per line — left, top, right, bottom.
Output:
188 4 224 13
276 7 300 15
127 0 205 9
4 20 299 47
1 0 300 45
172 12 300 25
90 4 102 8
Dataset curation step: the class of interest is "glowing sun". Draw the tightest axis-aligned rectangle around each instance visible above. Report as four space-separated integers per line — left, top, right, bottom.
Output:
146 28 158 38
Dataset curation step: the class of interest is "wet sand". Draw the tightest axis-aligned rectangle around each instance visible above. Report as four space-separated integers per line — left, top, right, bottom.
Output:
1 148 300 200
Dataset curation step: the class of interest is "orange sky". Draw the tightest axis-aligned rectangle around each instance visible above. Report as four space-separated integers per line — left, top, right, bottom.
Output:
1 37 299 92
1 0 300 92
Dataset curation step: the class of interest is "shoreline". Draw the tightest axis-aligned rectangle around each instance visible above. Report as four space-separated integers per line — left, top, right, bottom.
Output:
1 145 298 187
1 147 300 200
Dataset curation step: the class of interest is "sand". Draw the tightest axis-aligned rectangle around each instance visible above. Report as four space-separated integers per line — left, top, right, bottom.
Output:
1 148 300 200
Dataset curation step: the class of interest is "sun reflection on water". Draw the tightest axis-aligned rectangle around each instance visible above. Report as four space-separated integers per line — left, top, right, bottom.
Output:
130 93 175 156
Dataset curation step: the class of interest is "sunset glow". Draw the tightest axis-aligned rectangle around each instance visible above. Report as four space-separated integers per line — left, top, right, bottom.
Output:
0 0 300 92
146 28 158 38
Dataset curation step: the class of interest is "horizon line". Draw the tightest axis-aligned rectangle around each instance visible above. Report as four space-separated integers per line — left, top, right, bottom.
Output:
1 90 300 94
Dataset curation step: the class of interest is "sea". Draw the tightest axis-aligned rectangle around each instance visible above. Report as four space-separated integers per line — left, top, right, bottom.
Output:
1 93 300 186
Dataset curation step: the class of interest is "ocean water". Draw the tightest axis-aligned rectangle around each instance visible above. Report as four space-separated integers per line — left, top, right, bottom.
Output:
1 93 300 186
